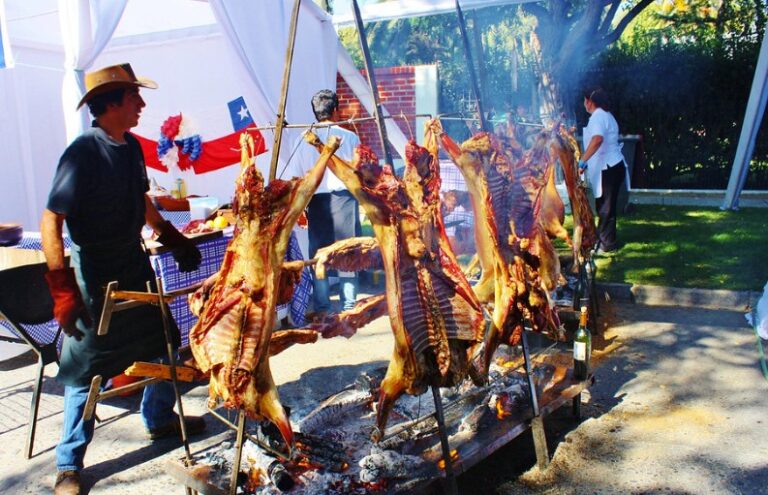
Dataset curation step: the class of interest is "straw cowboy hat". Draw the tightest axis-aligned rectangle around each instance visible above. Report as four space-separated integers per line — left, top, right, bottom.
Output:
76 63 158 109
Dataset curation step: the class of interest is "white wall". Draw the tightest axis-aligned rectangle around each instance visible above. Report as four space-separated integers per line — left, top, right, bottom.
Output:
0 46 65 229
95 29 257 207
0 28 290 229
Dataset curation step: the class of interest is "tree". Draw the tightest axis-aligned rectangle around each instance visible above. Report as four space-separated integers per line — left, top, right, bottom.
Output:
521 1 655 120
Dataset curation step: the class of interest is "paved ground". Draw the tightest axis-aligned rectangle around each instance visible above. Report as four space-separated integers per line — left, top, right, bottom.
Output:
1 293 765 494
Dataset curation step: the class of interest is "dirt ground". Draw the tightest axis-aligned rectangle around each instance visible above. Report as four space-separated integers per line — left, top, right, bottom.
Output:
456 302 768 495
0 297 765 494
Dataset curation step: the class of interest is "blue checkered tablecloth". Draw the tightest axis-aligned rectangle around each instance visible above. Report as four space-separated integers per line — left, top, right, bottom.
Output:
150 235 230 347
0 320 64 352
10 232 73 251
159 210 191 228
150 230 311 347
2 233 70 351
444 206 474 236
1 229 311 353
440 160 467 192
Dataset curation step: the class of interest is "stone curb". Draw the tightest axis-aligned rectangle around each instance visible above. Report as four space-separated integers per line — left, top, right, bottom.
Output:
597 282 760 311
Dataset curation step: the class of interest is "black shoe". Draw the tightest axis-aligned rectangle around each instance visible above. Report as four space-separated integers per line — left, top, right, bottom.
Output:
148 414 206 440
54 470 81 495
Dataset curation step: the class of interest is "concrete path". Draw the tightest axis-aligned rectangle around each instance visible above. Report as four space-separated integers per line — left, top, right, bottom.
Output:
459 302 768 495
0 298 765 494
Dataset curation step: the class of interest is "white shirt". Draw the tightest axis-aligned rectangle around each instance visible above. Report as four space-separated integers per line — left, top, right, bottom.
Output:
288 125 360 193
583 108 626 198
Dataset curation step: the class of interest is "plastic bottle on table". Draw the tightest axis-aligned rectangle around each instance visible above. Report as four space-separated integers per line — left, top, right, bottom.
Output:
175 178 186 199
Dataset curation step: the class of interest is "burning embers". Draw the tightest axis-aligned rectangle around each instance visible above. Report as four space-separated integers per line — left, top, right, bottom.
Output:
185 351 563 494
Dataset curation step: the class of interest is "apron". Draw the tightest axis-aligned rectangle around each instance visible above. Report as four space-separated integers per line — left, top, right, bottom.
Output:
55 130 180 387
57 239 180 386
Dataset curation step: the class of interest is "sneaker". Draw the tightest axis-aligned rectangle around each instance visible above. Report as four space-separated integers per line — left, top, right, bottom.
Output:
595 246 618 256
54 470 81 495
148 414 206 440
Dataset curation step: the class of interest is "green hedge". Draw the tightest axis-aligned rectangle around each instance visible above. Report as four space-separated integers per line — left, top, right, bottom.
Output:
579 44 768 190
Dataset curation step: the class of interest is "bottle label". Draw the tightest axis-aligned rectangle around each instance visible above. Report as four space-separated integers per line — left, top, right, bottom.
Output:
573 341 587 361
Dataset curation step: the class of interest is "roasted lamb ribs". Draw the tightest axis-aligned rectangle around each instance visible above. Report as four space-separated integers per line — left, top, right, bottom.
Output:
304 131 485 441
188 132 340 447
429 121 561 375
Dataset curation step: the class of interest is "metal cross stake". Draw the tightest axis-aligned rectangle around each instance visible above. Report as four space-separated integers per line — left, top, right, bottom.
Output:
351 0 394 166
455 0 488 133
431 386 459 495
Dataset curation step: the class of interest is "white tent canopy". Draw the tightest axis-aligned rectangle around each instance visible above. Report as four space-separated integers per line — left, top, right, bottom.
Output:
331 0 539 26
2 0 763 231
1 0 413 229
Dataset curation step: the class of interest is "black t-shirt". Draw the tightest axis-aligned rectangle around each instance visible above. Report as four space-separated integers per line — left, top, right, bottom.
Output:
47 125 149 246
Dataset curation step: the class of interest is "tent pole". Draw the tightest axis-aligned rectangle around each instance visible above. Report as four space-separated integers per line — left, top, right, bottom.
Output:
722 31 768 210
351 0 394 166
269 0 303 182
455 0 488 132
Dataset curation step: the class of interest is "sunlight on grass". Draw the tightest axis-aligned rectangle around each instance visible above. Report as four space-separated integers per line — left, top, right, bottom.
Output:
711 232 733 242
594 205 767 290
684 210 724 221
619 219 682 228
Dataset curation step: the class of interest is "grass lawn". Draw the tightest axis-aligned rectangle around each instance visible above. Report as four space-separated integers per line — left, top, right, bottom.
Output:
592 205 767 291
360 204 766 291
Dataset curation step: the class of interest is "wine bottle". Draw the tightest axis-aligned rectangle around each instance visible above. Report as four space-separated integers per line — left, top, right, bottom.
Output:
248 446 294 492
573 306 591 380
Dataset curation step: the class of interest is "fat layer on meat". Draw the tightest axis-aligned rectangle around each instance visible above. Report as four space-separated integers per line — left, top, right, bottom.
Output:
304 131 485 441
188 132 340 447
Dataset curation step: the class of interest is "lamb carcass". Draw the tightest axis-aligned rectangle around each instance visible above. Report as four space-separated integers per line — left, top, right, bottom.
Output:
550 124 597 259
188 132 340 447
429 121 560 375
304 131 485 441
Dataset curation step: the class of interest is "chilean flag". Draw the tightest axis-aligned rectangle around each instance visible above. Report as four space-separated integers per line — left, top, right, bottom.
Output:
228 96 255 131
0 0 14 69
134 97 266 174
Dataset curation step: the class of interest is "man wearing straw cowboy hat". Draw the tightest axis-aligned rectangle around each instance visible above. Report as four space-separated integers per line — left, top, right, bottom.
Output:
41 63 205 495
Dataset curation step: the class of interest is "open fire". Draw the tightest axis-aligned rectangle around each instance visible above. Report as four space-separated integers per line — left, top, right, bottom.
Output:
177 346 566 494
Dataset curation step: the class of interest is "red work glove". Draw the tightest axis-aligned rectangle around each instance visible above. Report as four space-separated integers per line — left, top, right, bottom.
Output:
44 267 88 340
156 220 202 272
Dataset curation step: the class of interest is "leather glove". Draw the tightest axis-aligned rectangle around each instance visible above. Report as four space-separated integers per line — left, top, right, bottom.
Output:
578 160 587 172
44 268 88 340
156 220 202 272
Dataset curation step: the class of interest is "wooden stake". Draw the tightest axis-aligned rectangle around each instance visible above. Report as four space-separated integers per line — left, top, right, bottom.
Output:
269 0 302 182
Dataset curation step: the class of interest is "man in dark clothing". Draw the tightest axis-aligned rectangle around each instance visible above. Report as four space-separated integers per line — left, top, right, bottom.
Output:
41 63 205 495
290 90 361 316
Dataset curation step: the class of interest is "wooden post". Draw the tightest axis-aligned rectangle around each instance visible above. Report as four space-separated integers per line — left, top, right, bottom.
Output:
269 0 302 182
156 278 194 465
351 0 394 165
229 410 247 495
521 329 550 469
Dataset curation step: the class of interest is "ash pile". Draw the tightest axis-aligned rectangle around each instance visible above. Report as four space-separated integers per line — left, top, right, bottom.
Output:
192 354 553 494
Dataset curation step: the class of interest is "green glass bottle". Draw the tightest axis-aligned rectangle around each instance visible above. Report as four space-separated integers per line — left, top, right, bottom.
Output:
573 306 591 380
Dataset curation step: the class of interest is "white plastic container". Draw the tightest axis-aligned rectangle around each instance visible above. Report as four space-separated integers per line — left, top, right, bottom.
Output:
188 196 219 221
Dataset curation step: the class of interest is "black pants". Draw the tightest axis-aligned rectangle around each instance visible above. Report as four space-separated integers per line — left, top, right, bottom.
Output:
595 162 625 251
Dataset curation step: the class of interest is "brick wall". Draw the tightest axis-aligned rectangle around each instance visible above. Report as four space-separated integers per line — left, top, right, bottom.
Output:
336 66 417 160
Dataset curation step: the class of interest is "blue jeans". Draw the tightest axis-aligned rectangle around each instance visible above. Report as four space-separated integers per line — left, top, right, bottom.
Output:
312 275 357 312
56 379 176 471
307 190 361 313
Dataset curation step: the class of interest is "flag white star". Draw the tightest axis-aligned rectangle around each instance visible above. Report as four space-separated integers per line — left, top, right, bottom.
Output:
238 105 250 121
